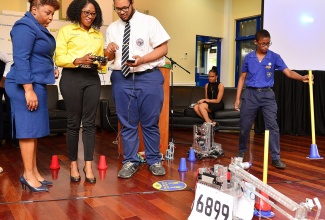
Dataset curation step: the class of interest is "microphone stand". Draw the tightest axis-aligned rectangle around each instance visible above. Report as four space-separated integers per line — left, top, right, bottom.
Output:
164 56 190 160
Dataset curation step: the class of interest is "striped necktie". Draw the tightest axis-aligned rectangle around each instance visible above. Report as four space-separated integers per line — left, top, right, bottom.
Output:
121 22 130 77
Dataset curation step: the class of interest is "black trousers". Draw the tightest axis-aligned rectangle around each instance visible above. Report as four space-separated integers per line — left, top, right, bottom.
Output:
0 88 12 141
60 68 100 161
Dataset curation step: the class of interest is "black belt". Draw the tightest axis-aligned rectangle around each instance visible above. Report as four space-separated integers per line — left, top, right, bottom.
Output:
132 67 159 75
246 86 272 92
113 67 159 75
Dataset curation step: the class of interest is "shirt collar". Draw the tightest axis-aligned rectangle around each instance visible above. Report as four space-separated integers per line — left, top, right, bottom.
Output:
131 10 139 21
119 10 139 25
251 50 272 59
71 23 98 33
25 11 49 33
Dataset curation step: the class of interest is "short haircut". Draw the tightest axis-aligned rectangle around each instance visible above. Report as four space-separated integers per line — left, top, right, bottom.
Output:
255 29 271 41
114 0 133 4
28 0 60 11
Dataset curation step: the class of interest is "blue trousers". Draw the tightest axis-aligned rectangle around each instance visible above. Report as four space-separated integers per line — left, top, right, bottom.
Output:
238 88 280 160
111 70 164 166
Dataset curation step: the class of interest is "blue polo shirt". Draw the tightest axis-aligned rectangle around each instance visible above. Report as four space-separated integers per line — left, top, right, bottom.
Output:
242 50 287 88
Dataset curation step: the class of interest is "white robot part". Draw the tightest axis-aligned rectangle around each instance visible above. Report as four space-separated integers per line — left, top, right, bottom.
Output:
196 158 322 219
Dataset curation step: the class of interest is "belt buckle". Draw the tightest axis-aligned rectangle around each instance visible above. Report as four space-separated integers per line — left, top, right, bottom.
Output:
257 88 262 92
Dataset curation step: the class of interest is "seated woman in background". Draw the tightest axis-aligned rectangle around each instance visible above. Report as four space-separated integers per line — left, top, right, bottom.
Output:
194 66 224 129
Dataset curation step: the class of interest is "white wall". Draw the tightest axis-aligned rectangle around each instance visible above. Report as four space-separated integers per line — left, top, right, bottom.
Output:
263 0 325 70
0 10 110 89
0 0 263 87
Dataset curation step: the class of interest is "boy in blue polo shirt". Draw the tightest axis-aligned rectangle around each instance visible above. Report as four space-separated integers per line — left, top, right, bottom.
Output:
234 29 311 169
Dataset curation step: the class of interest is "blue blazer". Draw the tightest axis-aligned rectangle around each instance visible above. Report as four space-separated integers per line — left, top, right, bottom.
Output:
6 12 56 85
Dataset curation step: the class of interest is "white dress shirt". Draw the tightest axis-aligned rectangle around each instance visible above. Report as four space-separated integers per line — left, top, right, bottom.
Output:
0 52 13 77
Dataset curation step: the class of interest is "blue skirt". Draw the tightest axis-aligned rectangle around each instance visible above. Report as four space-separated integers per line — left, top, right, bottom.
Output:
5 81 50 139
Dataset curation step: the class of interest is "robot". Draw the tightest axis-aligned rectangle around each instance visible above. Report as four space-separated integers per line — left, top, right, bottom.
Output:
194 157 321 220
192 122 224 159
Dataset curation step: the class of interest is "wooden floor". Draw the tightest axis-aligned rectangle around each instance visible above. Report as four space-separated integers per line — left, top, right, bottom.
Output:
0 128 324 220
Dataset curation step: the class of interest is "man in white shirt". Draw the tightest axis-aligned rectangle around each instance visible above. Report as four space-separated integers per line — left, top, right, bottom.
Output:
0 51 14 148
105 0 170 178
0 51 13 86
0 51 13 172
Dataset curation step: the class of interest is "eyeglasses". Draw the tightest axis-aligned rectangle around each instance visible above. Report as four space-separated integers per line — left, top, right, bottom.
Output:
257 41 272 47
114 3 132 13
82 11 97 17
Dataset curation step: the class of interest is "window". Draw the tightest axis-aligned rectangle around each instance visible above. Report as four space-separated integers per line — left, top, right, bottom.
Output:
234 16 261 86
195 35 221 86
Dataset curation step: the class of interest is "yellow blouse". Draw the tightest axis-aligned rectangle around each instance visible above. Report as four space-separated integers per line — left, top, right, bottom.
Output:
55 23 104 69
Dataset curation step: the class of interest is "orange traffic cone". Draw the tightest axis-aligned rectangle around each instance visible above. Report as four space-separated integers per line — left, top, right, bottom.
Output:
99 169 107 180
49 155 60 169
51 169 59 180
97 155 108 170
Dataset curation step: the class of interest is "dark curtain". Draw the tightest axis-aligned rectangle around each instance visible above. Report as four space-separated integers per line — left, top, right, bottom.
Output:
254 70 325 136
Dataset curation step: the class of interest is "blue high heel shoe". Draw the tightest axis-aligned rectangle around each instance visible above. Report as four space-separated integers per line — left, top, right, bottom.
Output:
19 176 49 192
39 180 53 186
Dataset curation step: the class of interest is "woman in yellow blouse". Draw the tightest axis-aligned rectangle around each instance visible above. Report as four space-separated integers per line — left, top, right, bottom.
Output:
55 0 105 184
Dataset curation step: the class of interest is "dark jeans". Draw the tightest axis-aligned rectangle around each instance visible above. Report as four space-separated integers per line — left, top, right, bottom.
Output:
60 68 100 161
238 88 281 160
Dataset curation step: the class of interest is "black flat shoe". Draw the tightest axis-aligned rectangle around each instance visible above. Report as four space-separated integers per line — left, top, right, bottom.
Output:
83 167 96 184
39 180 53 186
70 169 81 182
20 176 49 192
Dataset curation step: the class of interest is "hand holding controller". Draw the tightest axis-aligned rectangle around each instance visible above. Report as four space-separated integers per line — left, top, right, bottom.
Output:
91 56 107 63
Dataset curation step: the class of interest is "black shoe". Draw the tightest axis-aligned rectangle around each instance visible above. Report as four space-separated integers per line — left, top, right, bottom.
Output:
236 151 245 160
272 159 286 169
70 169 81 182
83 167 96 184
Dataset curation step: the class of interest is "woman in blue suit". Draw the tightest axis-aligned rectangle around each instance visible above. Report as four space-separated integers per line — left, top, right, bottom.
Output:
5 0 60 192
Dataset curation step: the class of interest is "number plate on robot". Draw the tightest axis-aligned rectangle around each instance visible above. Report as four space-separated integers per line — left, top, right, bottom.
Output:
188 183 233 220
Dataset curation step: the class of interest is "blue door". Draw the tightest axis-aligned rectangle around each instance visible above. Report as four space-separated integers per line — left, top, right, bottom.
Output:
195 35 221 87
